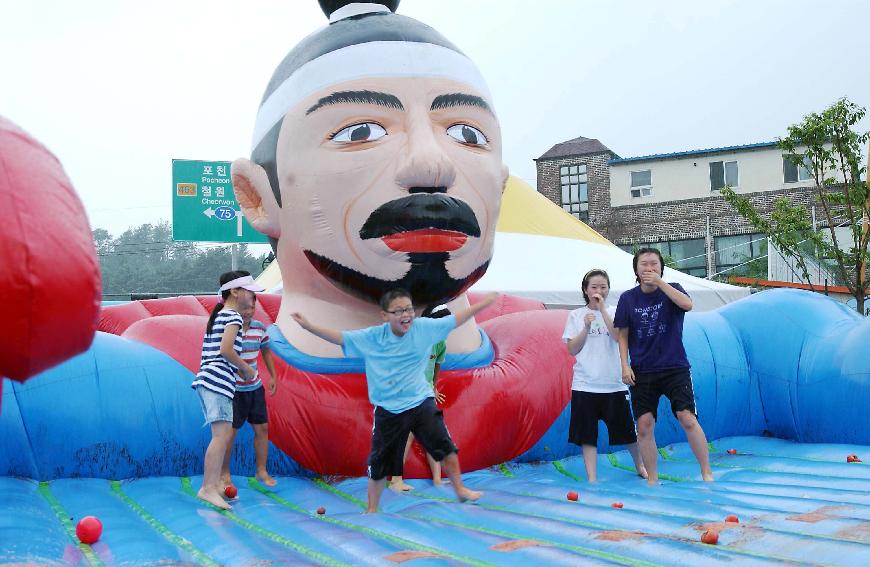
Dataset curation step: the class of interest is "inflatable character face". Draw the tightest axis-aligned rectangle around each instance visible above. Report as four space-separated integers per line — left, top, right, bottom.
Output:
234 3 508 310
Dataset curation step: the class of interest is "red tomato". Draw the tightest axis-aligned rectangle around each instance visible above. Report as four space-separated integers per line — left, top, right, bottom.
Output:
224 485 238 498
566 491 579 501
701 529 719 545
724 515 739 523
75 516 103 545
611 502 624 509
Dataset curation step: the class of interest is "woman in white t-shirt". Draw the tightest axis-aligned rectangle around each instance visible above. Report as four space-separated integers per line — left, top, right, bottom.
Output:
563 269 647 482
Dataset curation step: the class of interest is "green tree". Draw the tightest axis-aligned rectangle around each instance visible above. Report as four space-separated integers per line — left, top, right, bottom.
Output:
93 221 268 298
722 97 870 314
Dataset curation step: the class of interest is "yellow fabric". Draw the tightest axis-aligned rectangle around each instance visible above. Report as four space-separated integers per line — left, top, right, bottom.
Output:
256 175 613 287
496 176 612 244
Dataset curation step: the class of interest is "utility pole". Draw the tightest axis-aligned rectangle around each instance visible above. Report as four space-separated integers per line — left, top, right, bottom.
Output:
231 243 238 271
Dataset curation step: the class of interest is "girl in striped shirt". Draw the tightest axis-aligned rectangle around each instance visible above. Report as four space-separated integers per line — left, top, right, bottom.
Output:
191 270 264 509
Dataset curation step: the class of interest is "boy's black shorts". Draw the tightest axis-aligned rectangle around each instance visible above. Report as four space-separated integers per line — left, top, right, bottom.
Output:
568 390 637 447
232 387 268 429
368 397 457 481
629 368 696 421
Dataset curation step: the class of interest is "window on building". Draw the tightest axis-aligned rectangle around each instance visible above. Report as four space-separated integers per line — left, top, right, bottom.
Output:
709 160 738 191
783 155 813 183
618 239 707 278
559 164 588 221
630 169 653 198
714 233 768 278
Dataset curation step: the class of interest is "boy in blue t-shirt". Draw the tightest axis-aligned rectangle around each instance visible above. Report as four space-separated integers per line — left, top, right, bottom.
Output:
290 289 497 512
614 248 713 485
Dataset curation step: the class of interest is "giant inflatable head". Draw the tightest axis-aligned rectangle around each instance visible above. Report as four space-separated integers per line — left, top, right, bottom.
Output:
233 0 508 348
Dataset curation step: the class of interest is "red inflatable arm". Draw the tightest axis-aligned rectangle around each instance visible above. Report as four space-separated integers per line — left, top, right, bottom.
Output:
0 116 100 383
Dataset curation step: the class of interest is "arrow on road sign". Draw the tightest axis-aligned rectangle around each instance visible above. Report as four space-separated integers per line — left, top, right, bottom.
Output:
203 208 215 218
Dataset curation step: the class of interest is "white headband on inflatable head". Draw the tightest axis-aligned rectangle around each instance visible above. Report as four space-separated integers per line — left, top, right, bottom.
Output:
251 41 493 151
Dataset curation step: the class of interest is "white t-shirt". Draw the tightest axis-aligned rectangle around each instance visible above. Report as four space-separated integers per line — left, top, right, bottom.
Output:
562 306 626 393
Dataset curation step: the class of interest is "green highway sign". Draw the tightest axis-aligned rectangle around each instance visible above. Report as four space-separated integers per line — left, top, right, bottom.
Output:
171 159 269 243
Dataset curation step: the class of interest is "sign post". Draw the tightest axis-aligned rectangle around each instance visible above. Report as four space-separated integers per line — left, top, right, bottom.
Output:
171 159 268 244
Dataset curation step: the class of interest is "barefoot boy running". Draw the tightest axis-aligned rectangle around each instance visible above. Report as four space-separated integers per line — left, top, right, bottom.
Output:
291 289 495 512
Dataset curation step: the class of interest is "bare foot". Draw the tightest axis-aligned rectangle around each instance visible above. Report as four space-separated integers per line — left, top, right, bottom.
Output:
198 488 232 510
702 471 714 482
432 477 442 486
220 475 232 490
646 478 660 487
637 465 649 480
256 472 278 487
389 480 413 492
457 488 482 502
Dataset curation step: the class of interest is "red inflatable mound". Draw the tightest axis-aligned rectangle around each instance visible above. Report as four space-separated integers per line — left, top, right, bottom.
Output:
0 116 100 384
101 293 570 475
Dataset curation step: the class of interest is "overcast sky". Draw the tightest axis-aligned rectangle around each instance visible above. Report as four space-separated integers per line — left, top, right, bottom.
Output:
3 0 868 237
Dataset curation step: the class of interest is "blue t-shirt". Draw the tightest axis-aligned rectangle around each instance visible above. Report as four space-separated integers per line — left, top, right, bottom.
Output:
342 315 457 413
614 283 690 372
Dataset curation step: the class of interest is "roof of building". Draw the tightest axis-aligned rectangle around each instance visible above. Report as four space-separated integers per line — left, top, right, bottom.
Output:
536 136 615 160
608 141 779 165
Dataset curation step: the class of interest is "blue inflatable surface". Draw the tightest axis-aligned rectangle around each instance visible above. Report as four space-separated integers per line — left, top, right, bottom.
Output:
2 289 870 565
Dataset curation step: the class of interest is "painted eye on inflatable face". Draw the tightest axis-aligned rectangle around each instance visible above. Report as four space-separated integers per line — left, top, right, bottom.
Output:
331 122 387 143
446 124 488 146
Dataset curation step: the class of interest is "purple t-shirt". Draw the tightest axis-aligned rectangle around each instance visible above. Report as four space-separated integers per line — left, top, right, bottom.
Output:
614 283 690 372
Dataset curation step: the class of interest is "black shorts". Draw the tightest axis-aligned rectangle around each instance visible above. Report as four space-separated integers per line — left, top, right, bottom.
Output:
568 390 637 447
629 368 696 421
368 398 457 480
232 387 268 429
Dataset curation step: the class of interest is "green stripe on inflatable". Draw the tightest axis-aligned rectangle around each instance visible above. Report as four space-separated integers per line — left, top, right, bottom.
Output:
607 453 686 482
553 460 583 482
498 463 515 477
313 477 368 508
109 480 219 567
37 481 105 567
251 478 494 567
179 477 349 567
319 475 818 566
408 513 664 567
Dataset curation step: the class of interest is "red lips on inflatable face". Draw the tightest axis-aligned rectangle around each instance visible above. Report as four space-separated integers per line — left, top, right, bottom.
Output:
382 229 468 253
104 294 572 476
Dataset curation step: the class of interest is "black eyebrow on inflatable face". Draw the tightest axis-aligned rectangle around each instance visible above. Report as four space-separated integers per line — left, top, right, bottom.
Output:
430 93 493 116
306 90 404 115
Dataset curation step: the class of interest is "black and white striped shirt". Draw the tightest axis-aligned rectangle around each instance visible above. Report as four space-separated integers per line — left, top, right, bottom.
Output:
191 309 243 399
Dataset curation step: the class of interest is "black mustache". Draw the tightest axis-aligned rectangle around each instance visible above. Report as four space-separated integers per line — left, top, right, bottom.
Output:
359 194 481 239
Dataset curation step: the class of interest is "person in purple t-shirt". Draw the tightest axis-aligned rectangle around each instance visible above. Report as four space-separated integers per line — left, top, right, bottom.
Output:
614 248 713 485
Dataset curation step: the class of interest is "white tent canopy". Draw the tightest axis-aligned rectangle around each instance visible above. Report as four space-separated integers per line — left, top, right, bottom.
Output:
470 232 750 311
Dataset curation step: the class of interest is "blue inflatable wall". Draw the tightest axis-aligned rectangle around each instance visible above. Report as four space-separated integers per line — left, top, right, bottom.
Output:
2 289 869 479
0 333 305 480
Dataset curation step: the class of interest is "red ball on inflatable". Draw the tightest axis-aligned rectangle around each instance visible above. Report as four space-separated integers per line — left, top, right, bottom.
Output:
0 116 100 384
726 449 737 455
316 506 326 515
225 485 238 498
566 491 579 502
700 529 719 545
611 502 624 509
724 514 739 523
75 516 103 545
846 454 861 463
